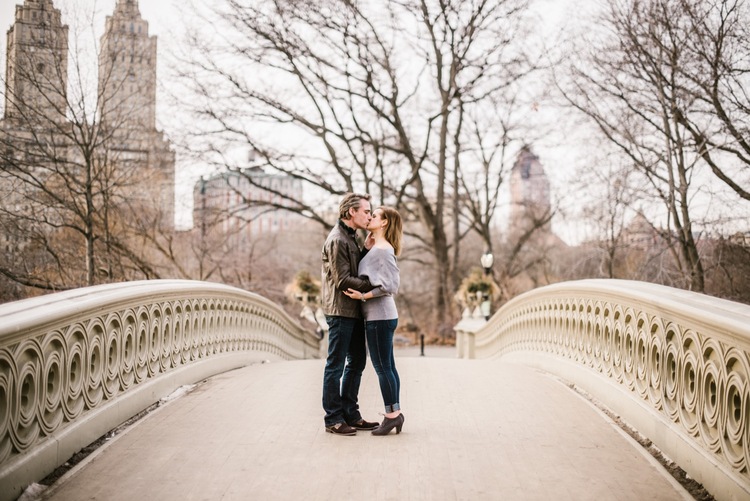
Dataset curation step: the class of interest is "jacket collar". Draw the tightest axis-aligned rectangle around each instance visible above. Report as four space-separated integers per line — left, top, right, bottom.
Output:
338 219 357 236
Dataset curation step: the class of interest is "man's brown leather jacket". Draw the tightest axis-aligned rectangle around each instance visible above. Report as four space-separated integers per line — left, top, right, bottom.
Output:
321 221 373 318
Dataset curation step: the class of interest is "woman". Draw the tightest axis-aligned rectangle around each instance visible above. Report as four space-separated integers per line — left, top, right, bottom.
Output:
343 206 404 435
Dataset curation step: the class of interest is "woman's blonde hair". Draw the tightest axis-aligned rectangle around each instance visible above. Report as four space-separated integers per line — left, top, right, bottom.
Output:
379 206 403 256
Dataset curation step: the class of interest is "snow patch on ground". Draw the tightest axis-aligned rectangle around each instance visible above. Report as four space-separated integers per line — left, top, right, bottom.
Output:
17 483 47 501
160 384 198 403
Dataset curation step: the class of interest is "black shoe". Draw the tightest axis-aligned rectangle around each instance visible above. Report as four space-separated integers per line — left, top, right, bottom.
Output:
325 422 357 436
347 418 379 430
372 413 404 436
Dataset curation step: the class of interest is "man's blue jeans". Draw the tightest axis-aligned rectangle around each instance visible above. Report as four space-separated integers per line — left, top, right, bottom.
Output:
366 318 400 413
322 316 367 426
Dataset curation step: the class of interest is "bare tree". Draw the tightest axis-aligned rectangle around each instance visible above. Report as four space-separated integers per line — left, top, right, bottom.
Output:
0 3 174 296
560 0 712 292
704 236 750 304
571 156 640 279
457 104 514 280
674 0 750 201
172 0 540 333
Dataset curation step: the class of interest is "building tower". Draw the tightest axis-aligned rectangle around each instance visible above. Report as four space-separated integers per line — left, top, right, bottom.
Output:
193 163 304 251
98 0 156 130
3 0 68 124
508 146 551 238
97 0 175 229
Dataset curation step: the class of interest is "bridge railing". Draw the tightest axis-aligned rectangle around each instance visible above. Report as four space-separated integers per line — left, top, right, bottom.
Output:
0 279 320 500
456 279 750 501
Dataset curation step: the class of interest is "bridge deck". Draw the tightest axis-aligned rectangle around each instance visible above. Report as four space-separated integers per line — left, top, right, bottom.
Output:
40 349 691 500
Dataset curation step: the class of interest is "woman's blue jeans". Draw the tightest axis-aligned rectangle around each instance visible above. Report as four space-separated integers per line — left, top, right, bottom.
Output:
366 318 400 413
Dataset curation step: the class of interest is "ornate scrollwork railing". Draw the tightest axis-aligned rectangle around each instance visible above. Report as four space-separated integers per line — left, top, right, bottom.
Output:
455 279 750 501
0 280 320 499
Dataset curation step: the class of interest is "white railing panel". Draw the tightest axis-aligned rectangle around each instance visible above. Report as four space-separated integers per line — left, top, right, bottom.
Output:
0 280 319 500
457 279 750 501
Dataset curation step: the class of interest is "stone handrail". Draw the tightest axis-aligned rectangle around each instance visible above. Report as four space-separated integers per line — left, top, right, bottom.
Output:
456 279 750 501
0 280 320 500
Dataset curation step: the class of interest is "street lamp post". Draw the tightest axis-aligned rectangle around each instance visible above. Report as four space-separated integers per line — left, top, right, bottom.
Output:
481 251 494 276
480 251 494 320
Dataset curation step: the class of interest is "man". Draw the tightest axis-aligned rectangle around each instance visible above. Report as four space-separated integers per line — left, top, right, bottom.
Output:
321 193 379 435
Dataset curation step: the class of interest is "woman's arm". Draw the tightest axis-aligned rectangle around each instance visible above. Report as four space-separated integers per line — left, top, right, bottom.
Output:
343 250 399 301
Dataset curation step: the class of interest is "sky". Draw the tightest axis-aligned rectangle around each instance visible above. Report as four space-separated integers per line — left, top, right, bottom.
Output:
0 1 183 112
2 0 747 247
0 1 178 40
0 0 198 228
0 0 595 239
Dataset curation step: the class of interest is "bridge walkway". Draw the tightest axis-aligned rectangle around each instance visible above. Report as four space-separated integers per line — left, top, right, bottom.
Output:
38 348 692 500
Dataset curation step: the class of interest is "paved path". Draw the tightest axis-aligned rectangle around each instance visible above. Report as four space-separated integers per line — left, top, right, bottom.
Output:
41 352 691 500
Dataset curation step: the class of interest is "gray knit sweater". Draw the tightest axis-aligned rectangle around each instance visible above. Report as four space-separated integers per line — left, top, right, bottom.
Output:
359 247 399 321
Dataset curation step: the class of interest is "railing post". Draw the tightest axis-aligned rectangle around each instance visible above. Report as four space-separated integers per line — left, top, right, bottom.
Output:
453 309 484 359
466 331 475 359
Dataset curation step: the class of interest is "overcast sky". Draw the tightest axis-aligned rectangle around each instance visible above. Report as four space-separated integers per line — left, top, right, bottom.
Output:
0 1 177 39
0 0 185 124
1 0 198 226
1 0 592 237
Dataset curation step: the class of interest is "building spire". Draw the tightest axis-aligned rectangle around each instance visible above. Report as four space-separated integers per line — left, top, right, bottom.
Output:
3 0 69 122
114 0 141 16
509 145 552 238
98 0 156 130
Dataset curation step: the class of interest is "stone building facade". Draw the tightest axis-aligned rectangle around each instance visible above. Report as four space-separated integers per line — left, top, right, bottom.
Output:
3 0 69 125
193 166 304 251
508 146 552 239
97 0 174 227
1 0 174 229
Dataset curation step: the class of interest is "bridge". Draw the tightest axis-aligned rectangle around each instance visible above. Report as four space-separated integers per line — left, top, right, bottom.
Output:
0 279 748 500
